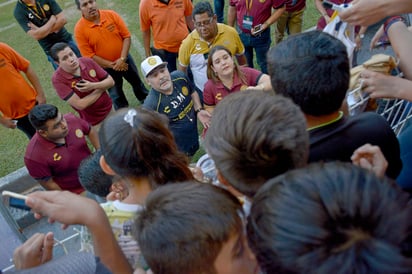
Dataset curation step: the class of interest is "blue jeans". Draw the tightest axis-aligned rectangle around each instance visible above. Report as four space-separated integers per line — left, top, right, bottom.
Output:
239 28 271 74
47 39 81 70
214 0 225 23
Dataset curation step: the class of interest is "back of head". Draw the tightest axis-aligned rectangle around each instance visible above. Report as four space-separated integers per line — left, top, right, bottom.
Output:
205 90 309 198
248 162 412 274
99 107 193 188
78 150 113 197
50 42 69 62
192 1 214 18
29 104 59 130
268 31 349 116
135 181 243 274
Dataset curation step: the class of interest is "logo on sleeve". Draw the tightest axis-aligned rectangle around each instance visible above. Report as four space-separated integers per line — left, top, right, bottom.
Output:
43 4 50 11
75 129 84 138
89 69 96 77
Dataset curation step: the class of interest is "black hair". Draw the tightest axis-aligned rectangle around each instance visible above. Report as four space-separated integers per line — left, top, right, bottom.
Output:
78 150 113 197
268 31 349 116
28 104 59 130
248 162 412 274
205 90 309 198
135 181 243 274
50 42 70 62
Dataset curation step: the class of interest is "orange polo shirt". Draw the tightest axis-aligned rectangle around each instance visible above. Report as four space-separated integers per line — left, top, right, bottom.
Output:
0 43 37 119
139 0 193 52
74 10 131 61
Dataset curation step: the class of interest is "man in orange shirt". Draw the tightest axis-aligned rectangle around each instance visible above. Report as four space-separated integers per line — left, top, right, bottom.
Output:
139 0 194 72
0 42 46 139
74 0 148 109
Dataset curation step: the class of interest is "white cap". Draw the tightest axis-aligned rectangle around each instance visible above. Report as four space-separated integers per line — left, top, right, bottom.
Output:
141 55 168 77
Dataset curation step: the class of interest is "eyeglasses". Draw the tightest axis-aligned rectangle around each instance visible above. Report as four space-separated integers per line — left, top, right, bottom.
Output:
194 17 214 28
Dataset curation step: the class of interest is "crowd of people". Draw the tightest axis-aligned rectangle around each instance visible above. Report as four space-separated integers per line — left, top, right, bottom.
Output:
2 0 412 273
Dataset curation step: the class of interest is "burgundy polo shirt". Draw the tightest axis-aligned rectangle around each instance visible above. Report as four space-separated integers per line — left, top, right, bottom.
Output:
52 57 112 126
24 114 91 194
203 66 262 107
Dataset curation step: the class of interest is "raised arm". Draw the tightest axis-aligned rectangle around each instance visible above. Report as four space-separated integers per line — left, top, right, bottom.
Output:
25 191 133 274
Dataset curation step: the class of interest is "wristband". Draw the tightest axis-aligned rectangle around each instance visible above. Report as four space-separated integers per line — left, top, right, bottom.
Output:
384 16 405 37
195 107 204 114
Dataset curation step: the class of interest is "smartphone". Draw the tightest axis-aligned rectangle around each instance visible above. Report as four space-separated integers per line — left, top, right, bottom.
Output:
76 80 86 88
2 191 31 211
252 24 263 35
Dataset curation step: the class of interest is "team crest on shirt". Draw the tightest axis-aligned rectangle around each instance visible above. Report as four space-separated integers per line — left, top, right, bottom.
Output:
43 4 50 11
75 129 84 138
53 153 62 161
163 106 171 113
182 86 189 96
215 93 222 101
240 85 248 91
195 43 201 51
71 81 77 88
89 69 96 77
259 0 265 3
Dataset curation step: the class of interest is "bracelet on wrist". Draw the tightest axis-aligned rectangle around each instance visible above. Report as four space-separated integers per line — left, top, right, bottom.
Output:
195 107 204 114
384 16 405 37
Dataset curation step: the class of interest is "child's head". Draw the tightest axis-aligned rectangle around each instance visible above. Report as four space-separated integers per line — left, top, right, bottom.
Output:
248 162 412 274
268 31 349 116
98 107 193 188
135 182 258 274
78 150 113 197
205 90 308 198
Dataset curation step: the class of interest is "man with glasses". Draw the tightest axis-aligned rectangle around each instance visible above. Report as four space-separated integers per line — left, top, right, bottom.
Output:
178 1 246 95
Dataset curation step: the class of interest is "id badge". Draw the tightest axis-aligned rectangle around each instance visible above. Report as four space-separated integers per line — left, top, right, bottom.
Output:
242 15 253 30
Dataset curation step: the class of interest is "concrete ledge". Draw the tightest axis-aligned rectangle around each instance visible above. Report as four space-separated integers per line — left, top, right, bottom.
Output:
0 167 41 228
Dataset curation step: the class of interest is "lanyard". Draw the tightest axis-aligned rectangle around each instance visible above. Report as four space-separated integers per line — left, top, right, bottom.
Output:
20 0 47 21
244 0 253 14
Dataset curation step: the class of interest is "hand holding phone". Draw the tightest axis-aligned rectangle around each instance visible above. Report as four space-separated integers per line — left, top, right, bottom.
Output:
251 24 263 36
76 79 86 89
2 190 31 211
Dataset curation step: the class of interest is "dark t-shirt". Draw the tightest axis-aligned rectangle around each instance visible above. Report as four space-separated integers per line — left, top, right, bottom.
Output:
14 0 73 54
143 70 199 156
309 112 402 179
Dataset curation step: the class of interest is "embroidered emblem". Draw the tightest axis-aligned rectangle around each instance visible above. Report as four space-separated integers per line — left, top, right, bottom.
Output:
89 69 96 77
75 129 84 138
195 43 201 51
215 93 222 101
71 81 77 88
182 86 189 96
148 57 157 66
164 106 171 113
53 153 62 161
259 0 265 3
43 4 50 11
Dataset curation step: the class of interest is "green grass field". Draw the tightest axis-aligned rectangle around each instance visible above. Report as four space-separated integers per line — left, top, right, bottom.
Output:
0 0 319 177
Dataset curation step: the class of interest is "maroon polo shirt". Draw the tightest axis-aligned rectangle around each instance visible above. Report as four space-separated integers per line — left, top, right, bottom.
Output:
52 57 112 126
24 114 91 194
203 66 262 107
